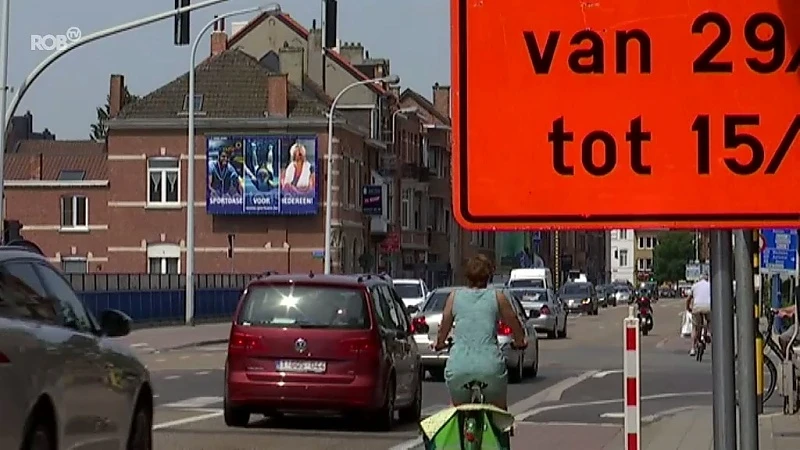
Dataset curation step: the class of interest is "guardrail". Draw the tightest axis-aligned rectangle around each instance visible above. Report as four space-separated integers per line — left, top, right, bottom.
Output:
69 273 260 326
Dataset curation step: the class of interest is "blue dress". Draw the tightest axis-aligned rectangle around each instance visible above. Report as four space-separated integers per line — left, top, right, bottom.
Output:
444 288 508 405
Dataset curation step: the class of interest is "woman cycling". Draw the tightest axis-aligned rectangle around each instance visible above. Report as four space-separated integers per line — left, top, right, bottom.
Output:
433 254 527 410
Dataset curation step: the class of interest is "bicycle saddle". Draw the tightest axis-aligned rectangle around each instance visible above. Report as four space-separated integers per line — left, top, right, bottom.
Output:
463 380 488 390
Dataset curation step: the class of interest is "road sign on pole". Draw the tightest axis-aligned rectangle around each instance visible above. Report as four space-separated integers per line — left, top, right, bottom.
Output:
759 229 798 276
451 0 800 229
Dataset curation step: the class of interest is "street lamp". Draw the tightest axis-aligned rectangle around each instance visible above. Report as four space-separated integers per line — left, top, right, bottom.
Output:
185 3 281 325
391 106 418 142
0 0 231 236
324 74 400 274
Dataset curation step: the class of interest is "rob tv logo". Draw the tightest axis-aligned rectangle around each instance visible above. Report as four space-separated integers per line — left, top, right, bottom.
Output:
31 27 82 51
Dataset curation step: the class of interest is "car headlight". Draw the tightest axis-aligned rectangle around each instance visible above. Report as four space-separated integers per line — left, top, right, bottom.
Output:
582 298 591 304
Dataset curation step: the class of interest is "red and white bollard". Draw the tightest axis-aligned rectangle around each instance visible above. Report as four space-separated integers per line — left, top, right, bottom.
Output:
623 306 641 450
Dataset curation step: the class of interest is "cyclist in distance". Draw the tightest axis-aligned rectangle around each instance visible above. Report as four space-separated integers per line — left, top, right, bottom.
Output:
686 273 711 357
433 254 527 410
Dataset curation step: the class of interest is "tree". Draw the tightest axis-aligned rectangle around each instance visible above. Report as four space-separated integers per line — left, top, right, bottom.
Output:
90 88 139 141
653 231 696 283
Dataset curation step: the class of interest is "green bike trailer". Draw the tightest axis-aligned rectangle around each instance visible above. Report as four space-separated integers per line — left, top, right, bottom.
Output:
420 403 515 449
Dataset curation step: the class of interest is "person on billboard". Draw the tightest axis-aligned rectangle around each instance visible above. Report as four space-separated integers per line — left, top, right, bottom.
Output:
208 149 242 196
281 143 315 194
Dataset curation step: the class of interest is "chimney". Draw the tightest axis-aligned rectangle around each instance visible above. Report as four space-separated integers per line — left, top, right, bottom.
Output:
307 24 324 86
109 74 125 119
279 46 305 88
432 82 451 118
210 17 228 56
339 42 364 64
267 73 288 117
29 154 42 180
324 0 338 49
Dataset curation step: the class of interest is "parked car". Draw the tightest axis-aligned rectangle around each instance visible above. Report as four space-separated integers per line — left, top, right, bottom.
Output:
411 287 539 383
393 278 429 309
559 282 599 315
224 273 422 431
0 244 153 450
508 287 567 339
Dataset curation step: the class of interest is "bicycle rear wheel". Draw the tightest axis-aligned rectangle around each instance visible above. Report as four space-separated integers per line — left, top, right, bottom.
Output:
762 357 777 404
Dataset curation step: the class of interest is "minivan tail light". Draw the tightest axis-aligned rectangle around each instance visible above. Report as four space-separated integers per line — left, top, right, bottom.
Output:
497 320 512 336
228 331 262 354
411 316 429 334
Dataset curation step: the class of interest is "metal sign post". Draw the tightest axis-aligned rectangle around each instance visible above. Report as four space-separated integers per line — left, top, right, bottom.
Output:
733 230 758 450
710 230 737 450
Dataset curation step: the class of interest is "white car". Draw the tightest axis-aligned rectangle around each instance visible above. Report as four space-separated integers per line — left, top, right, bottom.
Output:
393 278 429 309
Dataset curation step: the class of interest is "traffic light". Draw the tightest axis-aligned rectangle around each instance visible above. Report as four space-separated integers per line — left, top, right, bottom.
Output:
174 0 190 45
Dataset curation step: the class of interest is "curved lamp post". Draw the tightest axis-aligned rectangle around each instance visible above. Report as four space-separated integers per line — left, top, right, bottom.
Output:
185 3 281 325
323 74 400 274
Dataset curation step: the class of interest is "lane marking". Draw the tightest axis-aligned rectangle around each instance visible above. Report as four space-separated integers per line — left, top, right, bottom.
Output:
533 421 619 427
600 412 624 419
515 391 712 421
153 411 223 430
155 358 166 363
162 396 223 408
130 343 150 348
164 375 180 380
388 370 599 450
592 370 623 378
195 370 210 375
179 356 190 360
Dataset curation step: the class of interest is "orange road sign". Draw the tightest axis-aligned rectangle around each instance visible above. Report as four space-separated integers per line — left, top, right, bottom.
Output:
451 0 800 229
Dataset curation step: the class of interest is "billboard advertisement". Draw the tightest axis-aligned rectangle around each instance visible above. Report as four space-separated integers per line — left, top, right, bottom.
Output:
206 135 318 215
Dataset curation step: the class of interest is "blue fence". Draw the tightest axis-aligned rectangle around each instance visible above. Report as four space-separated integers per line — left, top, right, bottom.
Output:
67 273 260 326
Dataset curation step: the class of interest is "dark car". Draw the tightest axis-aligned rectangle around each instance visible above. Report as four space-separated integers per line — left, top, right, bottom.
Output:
559 282 599 315
224 273 422 431
596 284 615 307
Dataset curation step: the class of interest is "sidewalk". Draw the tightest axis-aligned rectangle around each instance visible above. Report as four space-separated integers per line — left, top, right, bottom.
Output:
118 322 231 352
638 406 800 449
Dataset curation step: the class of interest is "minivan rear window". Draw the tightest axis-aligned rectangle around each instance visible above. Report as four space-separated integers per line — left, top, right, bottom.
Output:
237 284 368 329
508 279 544 288
394 283 423 299
423 291 450 312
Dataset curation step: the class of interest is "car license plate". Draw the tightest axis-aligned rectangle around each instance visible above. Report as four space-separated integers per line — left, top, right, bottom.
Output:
276 360 326 373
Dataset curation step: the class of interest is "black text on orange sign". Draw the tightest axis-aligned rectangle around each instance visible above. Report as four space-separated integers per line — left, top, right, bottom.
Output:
525 11 800 178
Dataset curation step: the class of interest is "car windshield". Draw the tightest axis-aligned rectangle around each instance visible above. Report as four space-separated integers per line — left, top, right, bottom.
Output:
508 279 544 288
237 284 368 329
560 283 590 295
423 291 450 312
616 288 631 294
394 283 423 299
510 289 545 302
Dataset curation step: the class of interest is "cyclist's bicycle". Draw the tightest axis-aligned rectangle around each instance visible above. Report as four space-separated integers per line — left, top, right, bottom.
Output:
733 307 781 406
692 311 711 362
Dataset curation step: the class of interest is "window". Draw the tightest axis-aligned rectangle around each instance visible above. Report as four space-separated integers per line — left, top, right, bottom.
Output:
36 263 96 333
637 236 657 249
183 94 204 111
413 191 423 230
60 195 88 229
619 249 629 267
369 286 394 328
147 243 180 274
342 157 351 205
237 285 367 329
428 198 445 232
401 189 411 229
61 257 88 274
148 157 179 205
386 183 394 222
637 258 653 271
149 257 179 274
620 230 628 239
0 261 54 324
58 170 85 181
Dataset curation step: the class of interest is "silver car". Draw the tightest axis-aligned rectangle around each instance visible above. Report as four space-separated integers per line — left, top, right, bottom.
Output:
411 287 539 383
0 248 153 450
508 287 567 339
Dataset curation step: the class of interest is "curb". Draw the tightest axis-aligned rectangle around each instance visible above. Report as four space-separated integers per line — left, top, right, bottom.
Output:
164 338 229 351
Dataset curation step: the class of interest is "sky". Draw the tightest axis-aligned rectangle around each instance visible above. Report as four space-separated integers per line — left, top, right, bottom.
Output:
4 0 450 139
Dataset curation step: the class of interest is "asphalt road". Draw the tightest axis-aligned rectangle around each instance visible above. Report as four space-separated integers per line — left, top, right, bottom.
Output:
141 298 709 449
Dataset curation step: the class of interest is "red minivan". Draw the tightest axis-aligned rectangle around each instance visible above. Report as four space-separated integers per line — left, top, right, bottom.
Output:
224 273 422 431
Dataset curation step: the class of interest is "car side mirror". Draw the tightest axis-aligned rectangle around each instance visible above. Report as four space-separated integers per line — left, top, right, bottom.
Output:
406 304 420 314
100 309 132 337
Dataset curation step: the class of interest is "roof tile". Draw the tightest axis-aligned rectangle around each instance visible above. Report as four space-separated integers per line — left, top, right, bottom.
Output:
4 140 107 181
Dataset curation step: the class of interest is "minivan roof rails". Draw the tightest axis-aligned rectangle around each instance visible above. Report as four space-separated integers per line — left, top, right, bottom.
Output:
3 239 44 256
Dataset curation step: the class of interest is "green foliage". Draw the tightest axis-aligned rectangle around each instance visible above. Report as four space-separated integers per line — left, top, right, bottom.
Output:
653 232 695 283
90 87 139 141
